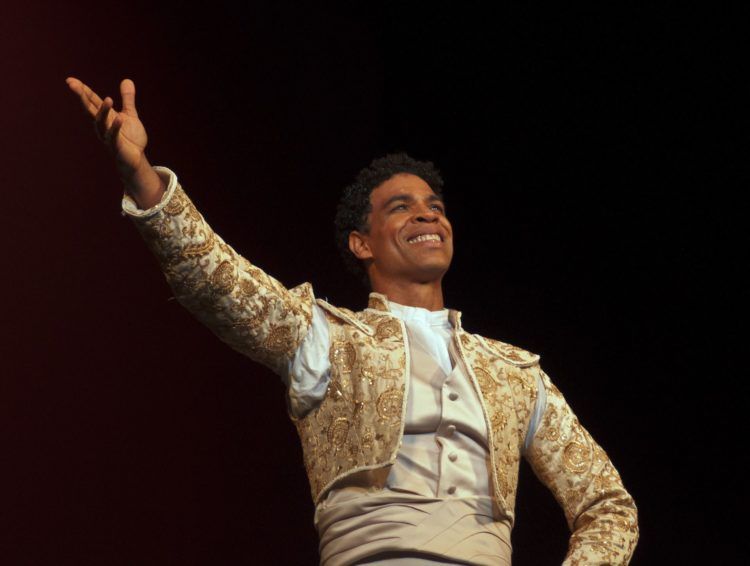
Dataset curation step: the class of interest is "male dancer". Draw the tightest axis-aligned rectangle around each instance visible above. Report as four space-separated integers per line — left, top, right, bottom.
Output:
67 77 638 565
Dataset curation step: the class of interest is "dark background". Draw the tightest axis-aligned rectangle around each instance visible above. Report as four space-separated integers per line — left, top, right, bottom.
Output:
2 2 743 564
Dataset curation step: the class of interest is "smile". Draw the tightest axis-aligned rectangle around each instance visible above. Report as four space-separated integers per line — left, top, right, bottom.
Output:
407 234 442 244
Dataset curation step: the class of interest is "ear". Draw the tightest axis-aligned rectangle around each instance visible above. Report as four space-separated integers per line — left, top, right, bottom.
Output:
349 230 373 260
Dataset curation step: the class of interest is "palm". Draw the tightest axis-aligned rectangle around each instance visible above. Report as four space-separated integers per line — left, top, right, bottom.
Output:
66 77 148 173
111 109 147 170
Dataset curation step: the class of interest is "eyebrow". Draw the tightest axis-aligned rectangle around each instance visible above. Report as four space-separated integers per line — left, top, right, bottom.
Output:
381 193 445 209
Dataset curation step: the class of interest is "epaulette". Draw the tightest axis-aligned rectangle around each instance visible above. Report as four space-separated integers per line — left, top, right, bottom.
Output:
315 298 373 335
477 335 540 368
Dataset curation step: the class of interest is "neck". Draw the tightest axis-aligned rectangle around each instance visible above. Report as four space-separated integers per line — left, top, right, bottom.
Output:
369 276 445 311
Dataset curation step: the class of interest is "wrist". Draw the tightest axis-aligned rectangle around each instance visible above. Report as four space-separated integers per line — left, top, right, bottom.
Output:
120 157 166 210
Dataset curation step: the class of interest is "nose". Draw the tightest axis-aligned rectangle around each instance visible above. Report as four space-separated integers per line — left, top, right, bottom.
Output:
413 207 439 223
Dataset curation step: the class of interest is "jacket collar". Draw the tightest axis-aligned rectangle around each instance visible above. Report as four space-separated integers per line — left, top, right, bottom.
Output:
367 291 463 331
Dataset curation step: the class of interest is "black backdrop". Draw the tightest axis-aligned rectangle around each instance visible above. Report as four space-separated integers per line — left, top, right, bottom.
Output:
2 2 743 564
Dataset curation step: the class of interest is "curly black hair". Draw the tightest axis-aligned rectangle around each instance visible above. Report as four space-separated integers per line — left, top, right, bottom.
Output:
334 152 445 288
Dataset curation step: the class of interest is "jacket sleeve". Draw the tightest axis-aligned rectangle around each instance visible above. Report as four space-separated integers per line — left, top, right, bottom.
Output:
122 166 315 378
525 367 639 565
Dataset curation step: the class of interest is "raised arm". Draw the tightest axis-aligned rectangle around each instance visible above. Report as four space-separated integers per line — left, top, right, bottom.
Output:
525 368 639 565
66 78 316 377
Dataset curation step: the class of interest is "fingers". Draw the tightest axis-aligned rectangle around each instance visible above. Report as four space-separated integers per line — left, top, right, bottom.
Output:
94 96 117 145
119 78 138 117
66 77 103 118
110 114 124 146
67 77 138 150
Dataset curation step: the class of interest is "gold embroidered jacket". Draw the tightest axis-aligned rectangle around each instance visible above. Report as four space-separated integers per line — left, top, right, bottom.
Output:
125 168 639 565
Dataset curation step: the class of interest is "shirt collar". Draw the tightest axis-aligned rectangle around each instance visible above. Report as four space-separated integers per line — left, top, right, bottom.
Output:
367 291 462 330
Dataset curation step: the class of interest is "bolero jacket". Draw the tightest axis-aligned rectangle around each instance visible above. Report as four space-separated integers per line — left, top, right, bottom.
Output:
124 167 639 565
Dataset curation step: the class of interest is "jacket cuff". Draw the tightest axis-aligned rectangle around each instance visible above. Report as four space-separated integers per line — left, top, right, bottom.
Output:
121 166 179 219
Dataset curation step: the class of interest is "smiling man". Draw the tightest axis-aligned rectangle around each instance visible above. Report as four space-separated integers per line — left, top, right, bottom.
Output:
67 77 639 565
346 169 453 308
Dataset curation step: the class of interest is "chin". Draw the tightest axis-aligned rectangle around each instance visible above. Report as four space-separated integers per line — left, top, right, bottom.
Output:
414 263 450 282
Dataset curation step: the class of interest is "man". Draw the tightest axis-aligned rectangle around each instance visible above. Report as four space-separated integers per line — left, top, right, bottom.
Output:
67 77 639 565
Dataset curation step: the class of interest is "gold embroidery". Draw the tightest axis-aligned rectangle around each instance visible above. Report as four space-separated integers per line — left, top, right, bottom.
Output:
498 345 524 362
326 379 344 401
358 311 384 329
361 427 374 450
328 417 350 448
563 440 592 474
183 201 202 224
367 295 389 312
375 319 401 340
491 409 509 431
209 261 237 296
163 190 188 215
593 462 621 493
360 364 375 382
376 388 402 423
330 341 356 374
379 355 403 380
483 337 540 367
562 486 587 514
181 230 216 258
265 325 293 353
508 369 533 391
353 398 366 417
541 406 561 442
238 278 258 297
473 365 494 393
496 465 511 498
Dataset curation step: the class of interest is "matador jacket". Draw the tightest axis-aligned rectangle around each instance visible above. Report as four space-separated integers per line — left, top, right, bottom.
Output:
124 167 639 565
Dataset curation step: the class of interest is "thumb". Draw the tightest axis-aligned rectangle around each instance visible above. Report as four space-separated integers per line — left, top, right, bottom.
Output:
120 78 138 117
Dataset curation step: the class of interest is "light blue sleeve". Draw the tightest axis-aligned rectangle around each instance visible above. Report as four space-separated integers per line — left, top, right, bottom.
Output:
523 368 547 453
282 303 332 418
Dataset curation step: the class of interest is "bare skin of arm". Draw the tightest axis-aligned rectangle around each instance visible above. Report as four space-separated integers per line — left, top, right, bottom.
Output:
66 77 165 209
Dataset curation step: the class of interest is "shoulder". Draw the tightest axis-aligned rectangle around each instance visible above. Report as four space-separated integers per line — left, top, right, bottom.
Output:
463 331 541 368
314 298 374 335
313 299 411 341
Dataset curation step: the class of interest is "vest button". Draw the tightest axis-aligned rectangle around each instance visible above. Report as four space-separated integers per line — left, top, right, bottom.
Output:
448 392 458 401
448 452 458 462
447 486 457 495
446 424 456 436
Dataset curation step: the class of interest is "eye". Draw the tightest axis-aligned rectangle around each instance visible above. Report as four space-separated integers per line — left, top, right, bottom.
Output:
431 204 445 213
392 204 408 211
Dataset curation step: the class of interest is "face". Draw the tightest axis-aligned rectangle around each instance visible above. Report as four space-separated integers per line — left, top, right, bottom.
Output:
349 173 454 284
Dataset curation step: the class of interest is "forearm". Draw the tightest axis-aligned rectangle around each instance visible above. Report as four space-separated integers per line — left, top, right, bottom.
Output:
563 487 639 565
122 167 316 376
526 369 639 564
120 156 166 210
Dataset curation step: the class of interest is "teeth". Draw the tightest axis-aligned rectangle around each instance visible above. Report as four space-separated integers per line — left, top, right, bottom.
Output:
408 234 441 244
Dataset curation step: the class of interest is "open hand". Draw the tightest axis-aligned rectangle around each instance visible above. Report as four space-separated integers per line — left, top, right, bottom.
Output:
66 77 165 208
66 77 148 177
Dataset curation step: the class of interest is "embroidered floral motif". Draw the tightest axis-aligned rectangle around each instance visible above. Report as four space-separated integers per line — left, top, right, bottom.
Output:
376 388 403 423
163 188 189 216
491 410 509 431
473 365 494 394
375 318 401 340
327 417 350 448
367 295 389 312
379 355 404 381
231 295 271 332
265 324 294 354
331 341 356 374
180 229 216 259
209 260 237 296
563 440 592 475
